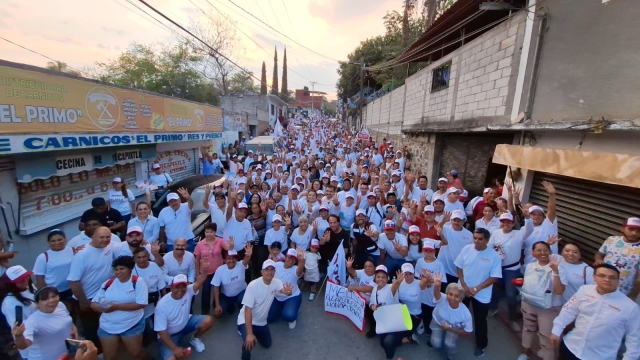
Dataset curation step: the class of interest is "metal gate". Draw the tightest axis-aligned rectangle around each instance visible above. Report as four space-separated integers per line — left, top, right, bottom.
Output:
529 172 640 263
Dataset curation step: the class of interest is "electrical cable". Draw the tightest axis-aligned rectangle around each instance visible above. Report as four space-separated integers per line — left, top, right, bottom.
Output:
280 0 314 79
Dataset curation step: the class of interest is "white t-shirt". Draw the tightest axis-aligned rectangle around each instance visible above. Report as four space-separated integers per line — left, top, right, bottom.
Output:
304 251 321 270
431 296 473 333
154 285 199 335
405 243 423 262
415 258 447 306
211 263 248 297
438 225 474 276
162 251 196 283
22 303 72 360
290 227 314 251
444 200 465 214
488 220 533 271
523 261 563 307
112 242 156 261
410 187 434 204
67 232 121 248
92 275 148 334
264 228 288 248
149 173 172 188
67 243 115 299
223 217 254 251
107 188 135 216
158 203 195 245
370 283 399 307
559 261 595 303
1 291 36 359
378 233 408 260
349 270 375 303
208 201 229 238
399 280 423 315
475 217 501 235
237 278 283 326
134 263 167 318
315 218 330 236
523 217 559 264
274 262 301 301
128 216 160 242
453 244 502 304
33 247 74 291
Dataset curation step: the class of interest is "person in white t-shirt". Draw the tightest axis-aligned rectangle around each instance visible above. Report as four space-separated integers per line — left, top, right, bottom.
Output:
68 217 122 248
267 248 305 329
369 264 403 360
91 255 150 360
454 228 502 357
33 229 74 301
346 258 376 337
162 238 196 283
1 265 38 360
264 214 287 256
10 286 77 360
304 240 322 300
550 242 594 303
414 239 446 338
132 247 166 344
434 210 473 287
397 263 431 344
107 177 136 223
429 275 473 359
158 189 195 252
223 192 254 253
238 259 294 360
522 181 559 265
154 271 213 359
213 249 251 318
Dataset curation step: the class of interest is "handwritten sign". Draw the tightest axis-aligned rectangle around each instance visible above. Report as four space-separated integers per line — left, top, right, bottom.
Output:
324 280 366 331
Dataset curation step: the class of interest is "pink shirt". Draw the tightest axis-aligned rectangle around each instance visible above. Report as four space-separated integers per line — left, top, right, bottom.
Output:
194 237 227 275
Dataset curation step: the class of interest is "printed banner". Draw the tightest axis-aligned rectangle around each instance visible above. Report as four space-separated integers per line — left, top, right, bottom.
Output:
223 111 248 131
0 64 223 134
324 280 366 331
327 240 346 286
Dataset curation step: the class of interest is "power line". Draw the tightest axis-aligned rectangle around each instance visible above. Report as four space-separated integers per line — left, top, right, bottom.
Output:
0 36 91 77
227 0 339 62
279 0 314 79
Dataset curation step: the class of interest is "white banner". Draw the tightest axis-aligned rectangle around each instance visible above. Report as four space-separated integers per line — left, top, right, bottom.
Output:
324 281 366 331
326 240 346 286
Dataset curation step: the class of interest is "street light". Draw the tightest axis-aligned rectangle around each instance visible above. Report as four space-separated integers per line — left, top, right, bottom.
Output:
348 59 365 131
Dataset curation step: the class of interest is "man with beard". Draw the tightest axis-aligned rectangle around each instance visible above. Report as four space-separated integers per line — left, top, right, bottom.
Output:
68 216 121 248
350 210 380 268
112 226 164 267
319 215 351 275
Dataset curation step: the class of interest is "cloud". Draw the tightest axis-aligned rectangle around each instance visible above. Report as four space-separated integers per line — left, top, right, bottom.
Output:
100 26 127 36
97 43 109 50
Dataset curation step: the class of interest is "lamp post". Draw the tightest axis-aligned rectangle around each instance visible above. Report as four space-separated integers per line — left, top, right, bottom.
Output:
349 58 365 131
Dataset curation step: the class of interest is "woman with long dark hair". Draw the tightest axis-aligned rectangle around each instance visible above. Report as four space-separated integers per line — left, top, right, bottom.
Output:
107 177 136 223
0 265 37 360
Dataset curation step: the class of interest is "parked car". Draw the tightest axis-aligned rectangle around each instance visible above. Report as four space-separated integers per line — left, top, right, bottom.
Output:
151 174 224 240
243 135 276 156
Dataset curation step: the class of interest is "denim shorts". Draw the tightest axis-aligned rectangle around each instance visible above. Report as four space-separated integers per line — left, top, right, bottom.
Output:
98 316 145 338
159 315 207 360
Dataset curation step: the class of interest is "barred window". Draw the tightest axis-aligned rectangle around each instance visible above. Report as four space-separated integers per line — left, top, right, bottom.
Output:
431 62 451 92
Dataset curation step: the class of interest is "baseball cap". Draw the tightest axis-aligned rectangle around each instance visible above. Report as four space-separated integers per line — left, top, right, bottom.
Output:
625 217 640 229
424 205 435 213
265 170 272 174
401 263 415 274
3 265 33 284
171 274 188 286
262 259 276 269
237 179 246 185
375 265 388 274
459 190 469 201
345 193 354 199
330 176 339 182
291 185 300 191
248 150 254 154
112 177 122 183
355 209 366 217
383 220 396 230
450 170 459 176
286 249 298 258
167 193 180 201
528 205 545 214
237 203 248 209
432 198 444 204
152 164 161 169
272 214 283 222
451 210 466 220
319 204 329 211
127 226 143 235
422 239 437 251
499 212 514 222
483 187 491 194
438 177 448 183
311 239 320 248
446 187 460 195
227 250 239 258
408 225 420 235
366 192 376 198
391 170 401 177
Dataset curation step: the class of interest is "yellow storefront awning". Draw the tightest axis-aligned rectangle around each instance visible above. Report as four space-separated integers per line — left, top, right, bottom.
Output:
492 144 640 189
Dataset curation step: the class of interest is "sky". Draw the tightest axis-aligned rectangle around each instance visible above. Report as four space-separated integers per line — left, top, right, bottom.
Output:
0 0 400 100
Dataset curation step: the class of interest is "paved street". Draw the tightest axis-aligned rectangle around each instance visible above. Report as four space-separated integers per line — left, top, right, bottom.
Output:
183 285 521 360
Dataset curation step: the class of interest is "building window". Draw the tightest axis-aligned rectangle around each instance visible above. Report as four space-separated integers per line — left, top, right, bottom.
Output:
431 61 451 92
270 104 275 115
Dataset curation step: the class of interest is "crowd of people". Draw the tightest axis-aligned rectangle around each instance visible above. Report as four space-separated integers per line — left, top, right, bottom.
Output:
0 115 639 360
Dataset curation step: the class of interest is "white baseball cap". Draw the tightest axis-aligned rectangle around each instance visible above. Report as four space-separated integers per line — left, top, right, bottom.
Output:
446 187 460 195
171 274 188 286
112 177 122 183
152 164 161 169
286 249 297 258
330 176 339 182
408 225 420 235
237 203 248 209
227 250 239 257
401 263 415 274
422 239 437 251
311 239 320 248
375 265 388 274
483 187 491 194
167 193 180 201
625 217 640 229
291 185 300 191
345 193 355 199
499 212 514 222
423 205 435 213
438 177 448 183
366 192 376 198
319 204 329 211
528 205 545 214
272 214 283 222
262 259 276 269
451 209 466 220
355 209 366 217
127 226 143 235
4 265 33 283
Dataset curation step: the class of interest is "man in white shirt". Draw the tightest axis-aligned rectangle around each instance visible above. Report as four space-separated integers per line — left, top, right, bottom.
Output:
551 263 640 360
203 185 231 237
159 190 195 252
443 187 465 213
454 228 502 357
112 226 164 267
68 217 121 248
378 220 409 276
238 260 293 360
155 272 213 358
148 163 173 200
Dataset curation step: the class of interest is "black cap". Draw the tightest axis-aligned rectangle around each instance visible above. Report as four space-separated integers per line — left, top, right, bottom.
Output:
91 197 106 207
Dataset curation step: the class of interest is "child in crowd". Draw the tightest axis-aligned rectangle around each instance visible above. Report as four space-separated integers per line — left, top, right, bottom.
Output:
268 242 285 262
304 239 322 300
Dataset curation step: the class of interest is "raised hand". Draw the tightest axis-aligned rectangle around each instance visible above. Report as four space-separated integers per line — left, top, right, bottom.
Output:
392 239 401 251
177 187 190 199
432 272 443 287
296 246 304 260
546 234 561 246
549 256 560 273
442 211 452 223
420 192 428 204
228 236 235 250
204 184 212 193
150 241 160 254
519 204 529 218
282 282 294 296
395 269 404 282
542 181 556 195
244 243 253 257
346 257 354 268
434 224 443 237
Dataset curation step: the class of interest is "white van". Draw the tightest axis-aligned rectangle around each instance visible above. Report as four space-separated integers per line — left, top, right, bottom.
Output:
244 136 277 156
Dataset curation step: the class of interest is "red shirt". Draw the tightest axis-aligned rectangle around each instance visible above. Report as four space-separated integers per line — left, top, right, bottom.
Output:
415 216 440 240
473 200 499 221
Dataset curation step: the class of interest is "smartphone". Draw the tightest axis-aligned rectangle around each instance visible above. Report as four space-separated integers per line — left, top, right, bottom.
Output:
65 338 86 353
15 306 22 325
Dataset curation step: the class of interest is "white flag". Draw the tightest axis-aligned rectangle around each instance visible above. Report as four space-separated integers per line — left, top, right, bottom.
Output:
274 119 284 137
326 240 346 286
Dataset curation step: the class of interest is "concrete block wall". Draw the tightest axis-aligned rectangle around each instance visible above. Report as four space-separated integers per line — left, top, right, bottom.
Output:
403 70 429 126
379 93 391 126
389 85 406 125
425 55 458 121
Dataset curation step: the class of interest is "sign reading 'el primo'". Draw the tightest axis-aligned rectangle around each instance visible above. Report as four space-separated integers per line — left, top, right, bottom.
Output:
0 64 223 133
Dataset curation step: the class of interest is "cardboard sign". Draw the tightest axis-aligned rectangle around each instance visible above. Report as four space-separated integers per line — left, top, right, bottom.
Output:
324 280 366 331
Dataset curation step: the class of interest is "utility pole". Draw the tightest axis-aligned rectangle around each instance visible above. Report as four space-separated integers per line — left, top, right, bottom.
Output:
359 57 364 131
310 81 317 116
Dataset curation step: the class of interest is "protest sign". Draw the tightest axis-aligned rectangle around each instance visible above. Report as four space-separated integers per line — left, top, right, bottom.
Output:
324 280 366 331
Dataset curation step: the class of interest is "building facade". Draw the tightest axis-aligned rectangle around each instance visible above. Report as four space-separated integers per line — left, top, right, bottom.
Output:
221 92 287 139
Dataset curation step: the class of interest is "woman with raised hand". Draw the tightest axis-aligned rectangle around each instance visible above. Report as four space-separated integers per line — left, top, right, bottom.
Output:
369 265 403 360
429 273 473 358
550 242 594 303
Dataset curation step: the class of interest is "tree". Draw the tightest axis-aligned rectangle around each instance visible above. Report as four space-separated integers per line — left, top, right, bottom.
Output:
46 61 81 77
228 71 259 92
281 47 288 101
271 47 279 95
260 61 267 95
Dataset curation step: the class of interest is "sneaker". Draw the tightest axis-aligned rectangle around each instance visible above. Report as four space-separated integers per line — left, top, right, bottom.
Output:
190 337 205 353
474 347 485 357
511 321 522 332
487 308 499 317
411 334 420 344
309 293 316 301
289 320 296 329
417 320 425 334
517 354 529 360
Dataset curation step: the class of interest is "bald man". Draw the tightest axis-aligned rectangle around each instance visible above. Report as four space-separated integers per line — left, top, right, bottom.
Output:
68 226 115 353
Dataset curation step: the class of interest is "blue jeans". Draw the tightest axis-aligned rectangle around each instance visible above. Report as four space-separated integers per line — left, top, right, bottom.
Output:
267 294 302 323
219 290 245 314
166 238 195 253
238 323 272 360
379 332 402 359
490 268 520 321
158 315 206 360
384 257 407 278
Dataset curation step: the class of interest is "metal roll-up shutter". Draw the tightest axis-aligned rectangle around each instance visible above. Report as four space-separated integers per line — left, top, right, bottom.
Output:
151 149 197 182
529 172 640 263
18 163 143 234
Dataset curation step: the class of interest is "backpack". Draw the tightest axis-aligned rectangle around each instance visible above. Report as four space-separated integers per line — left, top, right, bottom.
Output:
520 264 553 309
104 276 139 291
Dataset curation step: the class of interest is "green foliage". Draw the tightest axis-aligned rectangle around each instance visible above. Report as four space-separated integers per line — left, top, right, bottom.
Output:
260 61 268 95
45 61 82 77
228 71 259 93
271 47 279 95
281 47 288 102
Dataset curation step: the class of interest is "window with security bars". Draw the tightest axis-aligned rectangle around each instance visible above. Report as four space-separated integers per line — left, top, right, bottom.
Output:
431 62 451 92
